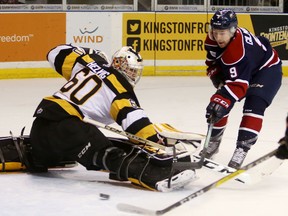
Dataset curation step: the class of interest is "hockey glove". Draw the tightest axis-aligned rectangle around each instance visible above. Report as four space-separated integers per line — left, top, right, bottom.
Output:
276 134 288 159
206 93 232 123
207 65 225 89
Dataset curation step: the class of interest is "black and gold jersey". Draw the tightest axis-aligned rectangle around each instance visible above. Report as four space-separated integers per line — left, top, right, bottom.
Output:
34 44 159 142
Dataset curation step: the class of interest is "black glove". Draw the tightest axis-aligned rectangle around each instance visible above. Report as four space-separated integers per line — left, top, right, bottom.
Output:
207 65 225 89
276 136 288 159
206 93 232 123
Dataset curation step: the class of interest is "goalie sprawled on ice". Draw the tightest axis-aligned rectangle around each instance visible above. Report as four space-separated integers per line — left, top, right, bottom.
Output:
0 44 203 192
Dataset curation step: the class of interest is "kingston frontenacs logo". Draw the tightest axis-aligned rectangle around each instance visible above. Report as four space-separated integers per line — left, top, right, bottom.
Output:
260 25 288 50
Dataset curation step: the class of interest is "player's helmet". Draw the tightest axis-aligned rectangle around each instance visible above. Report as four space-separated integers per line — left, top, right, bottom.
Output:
111 46 143 86
210 9 238 33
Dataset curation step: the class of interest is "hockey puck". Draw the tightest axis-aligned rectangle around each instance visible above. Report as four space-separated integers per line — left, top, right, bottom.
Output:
99 193 110 200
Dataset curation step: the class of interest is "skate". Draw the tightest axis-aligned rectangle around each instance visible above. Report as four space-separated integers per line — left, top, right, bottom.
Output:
228 147 248 169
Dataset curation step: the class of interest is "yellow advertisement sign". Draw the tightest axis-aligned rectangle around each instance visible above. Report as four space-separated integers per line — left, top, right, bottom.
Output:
123 13 253 61
123 13 209 60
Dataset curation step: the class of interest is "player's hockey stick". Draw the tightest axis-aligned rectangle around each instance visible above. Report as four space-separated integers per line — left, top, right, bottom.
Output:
184 123 214 169
117 148 278 215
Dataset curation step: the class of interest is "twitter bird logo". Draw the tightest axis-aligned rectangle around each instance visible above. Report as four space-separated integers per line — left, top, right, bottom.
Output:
130 23 139 32
127 20 141 34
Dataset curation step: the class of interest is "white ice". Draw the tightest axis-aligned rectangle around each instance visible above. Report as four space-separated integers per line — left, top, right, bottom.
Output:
0 77 287 216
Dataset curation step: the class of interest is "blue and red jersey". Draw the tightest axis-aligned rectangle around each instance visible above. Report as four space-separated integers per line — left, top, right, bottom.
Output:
204 27 281 103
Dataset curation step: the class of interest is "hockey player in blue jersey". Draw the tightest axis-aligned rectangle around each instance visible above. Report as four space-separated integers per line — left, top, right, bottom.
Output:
204 9 282 169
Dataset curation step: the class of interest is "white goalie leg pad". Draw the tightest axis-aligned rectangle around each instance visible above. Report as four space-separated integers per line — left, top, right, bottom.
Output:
155 170 197 192
154 123 205 141
154 123 204 153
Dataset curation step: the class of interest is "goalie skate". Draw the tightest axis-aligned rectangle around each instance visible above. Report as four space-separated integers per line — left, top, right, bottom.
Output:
155 170 197 192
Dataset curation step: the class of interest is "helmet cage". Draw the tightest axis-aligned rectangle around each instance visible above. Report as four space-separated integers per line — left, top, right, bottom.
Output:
112 47 143 86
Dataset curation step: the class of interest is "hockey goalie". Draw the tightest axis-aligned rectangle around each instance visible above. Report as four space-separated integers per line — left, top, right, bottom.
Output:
0 44 203 192
0 123 203 192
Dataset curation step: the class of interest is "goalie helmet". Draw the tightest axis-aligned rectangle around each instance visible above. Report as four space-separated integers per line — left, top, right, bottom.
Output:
210 9 238 33
111 46 143 86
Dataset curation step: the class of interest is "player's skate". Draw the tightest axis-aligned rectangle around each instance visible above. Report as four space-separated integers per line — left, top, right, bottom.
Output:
200 135 222 159
228 147 248 169
200 129 224 159
205 139 221 159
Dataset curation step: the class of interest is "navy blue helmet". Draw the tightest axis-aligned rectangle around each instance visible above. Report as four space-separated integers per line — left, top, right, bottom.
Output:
210 9 238 30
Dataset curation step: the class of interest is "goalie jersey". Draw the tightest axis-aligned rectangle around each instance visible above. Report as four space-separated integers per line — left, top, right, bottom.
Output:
33 44 159 142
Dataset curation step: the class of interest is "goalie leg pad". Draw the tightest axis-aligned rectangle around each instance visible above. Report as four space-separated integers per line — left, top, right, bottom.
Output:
97 143 196 192
154 123 203 153
0 135 77 172
0 136 29 172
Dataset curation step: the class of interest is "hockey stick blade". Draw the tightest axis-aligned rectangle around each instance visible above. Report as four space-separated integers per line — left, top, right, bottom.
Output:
195 154 284 184
117 149 278 215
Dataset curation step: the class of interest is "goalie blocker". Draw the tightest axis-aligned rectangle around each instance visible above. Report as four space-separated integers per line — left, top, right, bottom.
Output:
0 128 199 192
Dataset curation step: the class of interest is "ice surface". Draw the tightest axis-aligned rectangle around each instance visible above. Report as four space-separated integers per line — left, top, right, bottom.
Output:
0 77 287 216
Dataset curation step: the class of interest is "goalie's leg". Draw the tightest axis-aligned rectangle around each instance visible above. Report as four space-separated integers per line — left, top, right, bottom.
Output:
94 145 197 192
0 136 27 171
30 117 197 191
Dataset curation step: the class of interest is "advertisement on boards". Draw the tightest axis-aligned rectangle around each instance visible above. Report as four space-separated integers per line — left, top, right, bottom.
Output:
251 15 288 60
122 13 253 61
66 12 122 58
0 13 66 62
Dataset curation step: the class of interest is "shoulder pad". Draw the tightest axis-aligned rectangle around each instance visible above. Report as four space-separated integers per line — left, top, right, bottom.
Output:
221 29 245 65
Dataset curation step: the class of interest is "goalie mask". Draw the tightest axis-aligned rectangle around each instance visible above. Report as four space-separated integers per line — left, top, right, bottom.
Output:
111 46 143 86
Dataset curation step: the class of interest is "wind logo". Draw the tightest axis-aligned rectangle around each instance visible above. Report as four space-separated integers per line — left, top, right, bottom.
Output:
73 26 103 44
80 27 98 34
0 34 33 43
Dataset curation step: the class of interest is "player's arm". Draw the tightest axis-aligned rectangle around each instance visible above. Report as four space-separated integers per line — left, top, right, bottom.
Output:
47 44 109 80
204 35 225 89
110 94 160 143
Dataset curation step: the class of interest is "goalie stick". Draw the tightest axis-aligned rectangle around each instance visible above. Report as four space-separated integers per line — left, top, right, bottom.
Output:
117 148 278 215
83 117 207 169
83 117 167 151
84 117 218 169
